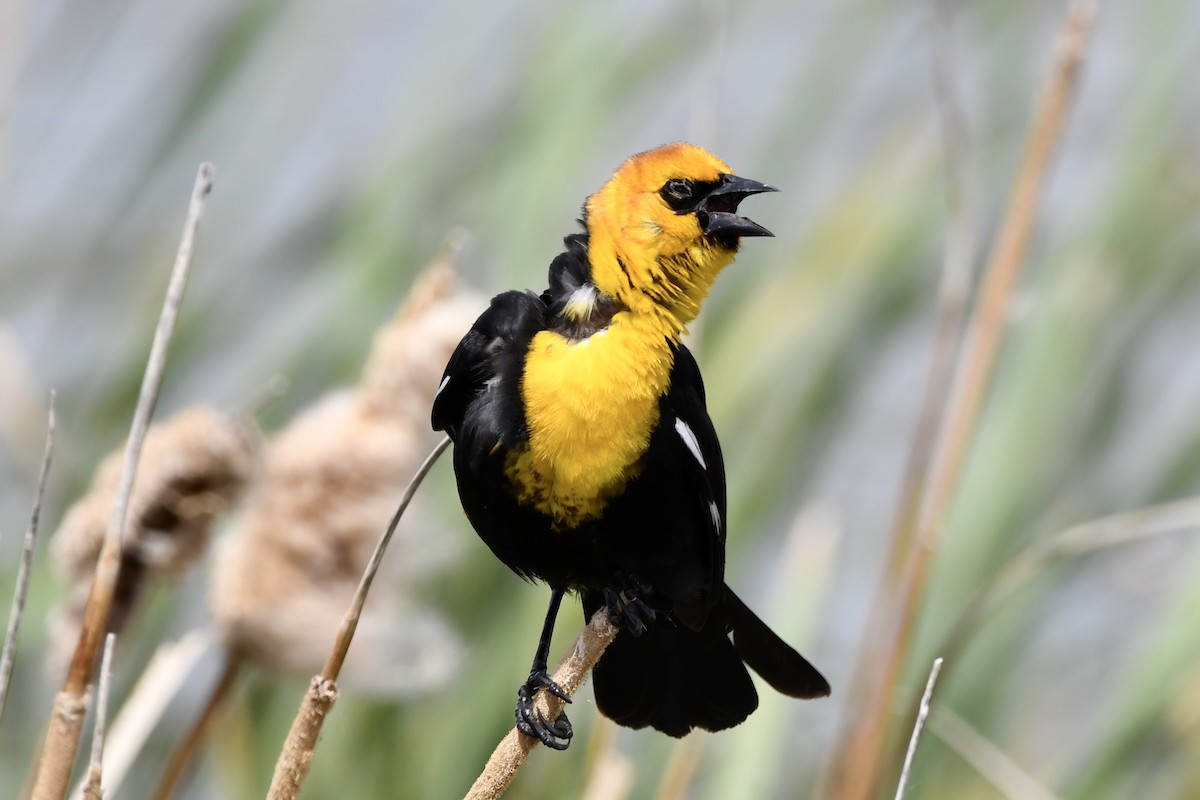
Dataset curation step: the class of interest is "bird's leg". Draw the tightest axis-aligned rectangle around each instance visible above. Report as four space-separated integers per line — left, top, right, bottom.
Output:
603 573 656 637
515 586 574 750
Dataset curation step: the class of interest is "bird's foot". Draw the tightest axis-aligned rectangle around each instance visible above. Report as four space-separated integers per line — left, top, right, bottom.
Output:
515 670 573 750
603 574 656 637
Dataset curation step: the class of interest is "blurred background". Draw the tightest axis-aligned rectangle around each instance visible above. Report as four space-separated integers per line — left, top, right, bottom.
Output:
2 0 1200 797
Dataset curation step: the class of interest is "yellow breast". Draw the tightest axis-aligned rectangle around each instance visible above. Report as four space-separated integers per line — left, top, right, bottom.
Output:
507 312 675 528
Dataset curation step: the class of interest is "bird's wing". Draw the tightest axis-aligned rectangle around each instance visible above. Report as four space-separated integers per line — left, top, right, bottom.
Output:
431 290 545 466
662 343 728 628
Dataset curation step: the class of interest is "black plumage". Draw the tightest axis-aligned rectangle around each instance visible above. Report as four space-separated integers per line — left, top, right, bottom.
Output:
432 230 829 745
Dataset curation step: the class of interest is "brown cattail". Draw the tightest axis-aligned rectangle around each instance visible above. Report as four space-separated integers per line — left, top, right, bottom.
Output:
211 252 481 695
49 407 257 676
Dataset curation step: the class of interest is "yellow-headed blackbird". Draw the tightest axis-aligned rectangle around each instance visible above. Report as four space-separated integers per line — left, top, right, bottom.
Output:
433 143 829 749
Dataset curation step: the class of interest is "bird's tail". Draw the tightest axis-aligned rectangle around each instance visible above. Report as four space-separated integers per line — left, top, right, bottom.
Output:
585 586 829 737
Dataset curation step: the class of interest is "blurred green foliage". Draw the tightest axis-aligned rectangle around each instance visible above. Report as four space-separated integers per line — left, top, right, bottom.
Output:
2 0 1200 798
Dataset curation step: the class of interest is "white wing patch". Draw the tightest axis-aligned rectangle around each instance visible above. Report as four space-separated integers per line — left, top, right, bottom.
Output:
674 417 707 470
435 374 451 398
709 501 722 534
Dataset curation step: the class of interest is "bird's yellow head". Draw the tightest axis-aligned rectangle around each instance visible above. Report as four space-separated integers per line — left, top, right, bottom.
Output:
584 142 775 331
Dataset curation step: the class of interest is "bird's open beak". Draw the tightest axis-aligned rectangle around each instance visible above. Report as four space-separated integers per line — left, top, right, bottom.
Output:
700 174 777 239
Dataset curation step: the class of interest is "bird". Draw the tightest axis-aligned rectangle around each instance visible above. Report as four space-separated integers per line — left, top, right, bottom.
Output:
432 142 829 749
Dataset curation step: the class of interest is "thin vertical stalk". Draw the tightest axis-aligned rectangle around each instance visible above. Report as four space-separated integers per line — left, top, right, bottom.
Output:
823 5 1093 798
30 163 214 800
894 658 944 800
266 436 451 800
0 392 55 722
81 634 116 800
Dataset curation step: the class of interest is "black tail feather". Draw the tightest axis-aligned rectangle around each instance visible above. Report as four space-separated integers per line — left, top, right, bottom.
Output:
725 589 831 699
585 585 827 737
590 603 758 736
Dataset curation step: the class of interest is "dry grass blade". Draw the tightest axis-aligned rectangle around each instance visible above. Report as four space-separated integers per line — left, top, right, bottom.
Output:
464 609 620 800
879 499 1200 797
70 630 211 800
894 657 944 800
81 633 115 800
31 162 214 800
940 497 1200 664
928 704 1063 800
0 391 55 723
265 436 452 800
149 654 241 800
824 4 1094 799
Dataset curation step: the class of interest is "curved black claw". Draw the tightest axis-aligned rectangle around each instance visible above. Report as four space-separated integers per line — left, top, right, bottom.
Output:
515 671 574 750
603 574 657 637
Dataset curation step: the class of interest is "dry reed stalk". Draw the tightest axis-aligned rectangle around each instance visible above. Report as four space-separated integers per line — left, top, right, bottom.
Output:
265 677 338 800
829 3 979 782
0 392 55 723
321 436 451 680
30 162 213 800
183 247 473 799
893 658 943 800
264 436 451 800
81 634 115 800
38 693 92 799
464 609 621 800
70 630 211 800
823 5 1093 799
848 0 979 699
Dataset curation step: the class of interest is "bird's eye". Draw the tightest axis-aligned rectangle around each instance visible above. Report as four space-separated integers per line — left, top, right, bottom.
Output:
660 178 697 210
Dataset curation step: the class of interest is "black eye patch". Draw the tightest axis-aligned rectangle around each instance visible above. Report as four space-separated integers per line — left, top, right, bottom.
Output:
660 179 696 210
659 178 722 212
